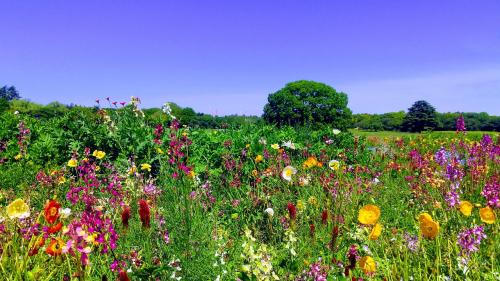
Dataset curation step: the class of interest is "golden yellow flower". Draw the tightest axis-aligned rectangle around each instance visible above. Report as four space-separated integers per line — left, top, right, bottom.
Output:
6 199 30 219
418 213 433 224
358 205 381 225
92 150 106 160
480 206 496 224
140 163 152 172
271 144 280 150
128 165 137 175
296 200 305 211
459 201 473 217
369 223 383 240
359 256 376 275
308 196 318 206
302 156 318 169
67 158 78 168
328 160 340 171
14 154 22 160
255 155 263 163
156 147 164 154
420 219 439 239
188 170 196 178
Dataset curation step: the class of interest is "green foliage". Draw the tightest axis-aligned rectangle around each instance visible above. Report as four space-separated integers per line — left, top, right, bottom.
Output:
401 100 438 132
263 80 352 129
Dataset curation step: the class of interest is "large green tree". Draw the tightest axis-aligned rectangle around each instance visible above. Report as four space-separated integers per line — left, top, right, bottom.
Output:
401 100 438 132
263 80 352 128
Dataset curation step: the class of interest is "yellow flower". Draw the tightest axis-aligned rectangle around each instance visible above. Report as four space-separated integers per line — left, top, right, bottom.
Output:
302 156 318 169
255 155 263 163
281 166 297 181
480 206 496 224
358 205 381 225
128 165 137 175
67 158 78 168
140 163 152 172
359 256 376 275
14 154 22 160
308 196 318 206
459 201 473 217
369 223 383 240
419 213 439 239
252 170 258 177
92 150 106 159
418 213 433 224
156 147 164 154
328 160 340 171
271 144 280 150
188 170 196 178
296 200 305 211
6 199 30 219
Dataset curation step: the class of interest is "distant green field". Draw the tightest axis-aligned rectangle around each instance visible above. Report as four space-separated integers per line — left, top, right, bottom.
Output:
350 129 499 140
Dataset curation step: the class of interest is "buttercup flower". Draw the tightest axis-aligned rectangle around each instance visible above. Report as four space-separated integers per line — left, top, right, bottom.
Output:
459 201 473 217
255 155 263 163
282 166 297 181
358 205 381 225
92 150 106 159
359 256 376 275
6 198 30 219
141 163 152 172
328 160 340 171
369 223 383 240
479 206 496 224
67 158 78 168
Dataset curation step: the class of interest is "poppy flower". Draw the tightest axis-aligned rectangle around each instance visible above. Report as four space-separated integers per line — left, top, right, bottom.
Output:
358 205 381 225
282 166 297 182
6 198 30 219
420 216 439 239
480 206 496 224
328 160 340 171
369 223 383 240
359 256 376 275
46 238 65 256
48 222 63 234
44 200 61 224
459 201 473 217
67 158 78 168
92 150 106 159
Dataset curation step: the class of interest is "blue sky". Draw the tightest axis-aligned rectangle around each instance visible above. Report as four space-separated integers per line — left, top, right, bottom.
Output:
1 0 499 115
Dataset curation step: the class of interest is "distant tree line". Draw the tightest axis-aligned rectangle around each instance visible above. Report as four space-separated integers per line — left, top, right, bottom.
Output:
353 111 500 131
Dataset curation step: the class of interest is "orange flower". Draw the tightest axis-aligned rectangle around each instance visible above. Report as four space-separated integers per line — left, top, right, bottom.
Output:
480 206 496 224
48 222 63 234
419 215 439 239
358 205 381 225
359 256 376 275
459 201 473 217
44 200 61 224
369 223 383 240
302 156 318 169
45 238 64 256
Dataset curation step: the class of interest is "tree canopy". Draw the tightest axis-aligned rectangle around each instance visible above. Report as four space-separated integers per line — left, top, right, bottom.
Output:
401 100 438 132
263 80 352 129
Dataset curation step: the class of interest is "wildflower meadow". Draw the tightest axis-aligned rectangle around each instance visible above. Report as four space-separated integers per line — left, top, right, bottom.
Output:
0 98 498 281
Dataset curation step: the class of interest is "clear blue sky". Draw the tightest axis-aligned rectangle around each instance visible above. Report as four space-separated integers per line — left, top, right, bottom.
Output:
1 1 499 115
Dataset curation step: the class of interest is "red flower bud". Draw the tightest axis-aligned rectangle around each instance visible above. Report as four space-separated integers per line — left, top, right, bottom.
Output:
138 199 150 228
121 205 131 228
287 202 296 220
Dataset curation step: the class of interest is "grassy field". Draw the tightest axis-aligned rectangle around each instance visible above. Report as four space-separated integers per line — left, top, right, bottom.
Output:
0 105 498 280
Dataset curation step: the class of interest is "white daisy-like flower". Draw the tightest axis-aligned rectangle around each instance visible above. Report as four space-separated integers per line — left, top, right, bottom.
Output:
264 208 274 217
282 166 297 181
333 129 341 135
328 160 340 171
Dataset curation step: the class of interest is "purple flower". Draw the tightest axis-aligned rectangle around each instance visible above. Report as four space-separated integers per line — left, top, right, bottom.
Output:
481 177 499 209
457 225 486 261
404 232 419 253
456 114 466 133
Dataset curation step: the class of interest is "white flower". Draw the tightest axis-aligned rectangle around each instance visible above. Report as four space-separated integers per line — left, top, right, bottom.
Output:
333 129 341 135
14 111 19 115
281 166 297 181
328 160 340 171
264 208 274 217
373 178 380 184
59 208 72 218
282 140 296 150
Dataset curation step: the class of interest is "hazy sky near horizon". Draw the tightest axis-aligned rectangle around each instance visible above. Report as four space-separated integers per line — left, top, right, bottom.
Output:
1 1 499 115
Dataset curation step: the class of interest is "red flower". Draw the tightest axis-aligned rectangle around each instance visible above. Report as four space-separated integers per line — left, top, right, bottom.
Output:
287 202 296 220
44 200 61 224
321 210 329 225
118 270 130 281
309 223 315 237
48 222 63 234
121 205 131 228
138 199 150 228
45 238 64 256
